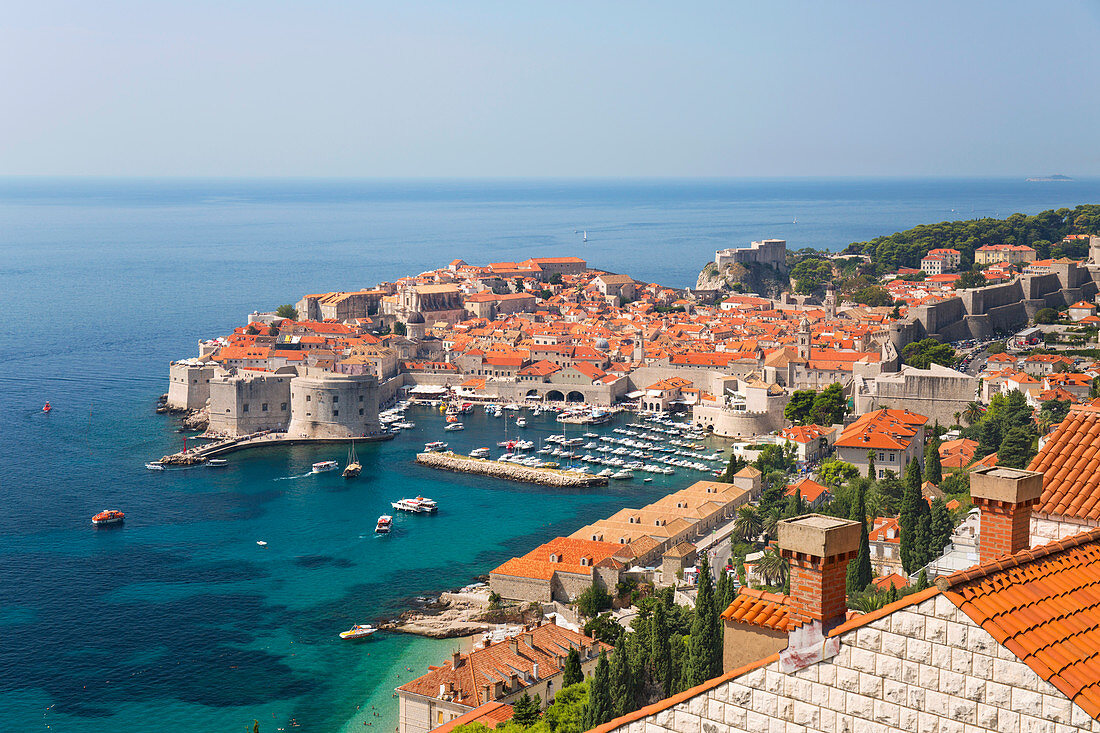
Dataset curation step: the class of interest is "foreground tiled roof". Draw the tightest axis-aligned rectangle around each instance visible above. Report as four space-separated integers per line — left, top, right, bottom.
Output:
431 701 514 733
720 588 791 631
940 527 1100 719
1029 404 1100 520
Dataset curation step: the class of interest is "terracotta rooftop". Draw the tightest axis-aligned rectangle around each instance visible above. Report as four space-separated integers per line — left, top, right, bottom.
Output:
720 588 791 631
939 527 1100 719
1029 404 1100 520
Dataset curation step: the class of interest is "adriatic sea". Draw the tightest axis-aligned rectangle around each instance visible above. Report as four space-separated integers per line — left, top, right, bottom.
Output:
2 177 1098 732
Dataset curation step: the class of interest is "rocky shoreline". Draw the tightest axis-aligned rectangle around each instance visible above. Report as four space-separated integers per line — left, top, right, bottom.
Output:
381 586 542 639
415 451 608 487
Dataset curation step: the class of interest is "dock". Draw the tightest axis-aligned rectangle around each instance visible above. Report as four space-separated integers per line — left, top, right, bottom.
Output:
154 431 394 465
415 452 608 487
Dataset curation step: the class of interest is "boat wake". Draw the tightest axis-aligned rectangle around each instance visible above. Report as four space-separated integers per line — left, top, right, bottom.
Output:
274 472 316 481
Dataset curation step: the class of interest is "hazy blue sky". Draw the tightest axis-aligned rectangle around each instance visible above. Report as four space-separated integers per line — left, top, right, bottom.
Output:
3 1 1099 177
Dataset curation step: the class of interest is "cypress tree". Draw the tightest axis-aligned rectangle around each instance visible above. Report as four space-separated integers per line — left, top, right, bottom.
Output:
846 483 873 594
609 637 631 717
583 650 613 729
905 458 923 495
899 459 924 574
929 498 953 557
650 601 673 697
866 450 876 480
915 511 933 570
925 432 943 484
562 647 583 687
511 692 540 726
687 554 723 686
916 568 930 591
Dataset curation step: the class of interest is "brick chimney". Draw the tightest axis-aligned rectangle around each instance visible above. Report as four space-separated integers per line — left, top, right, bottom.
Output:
452 651 462 669
778 514 861 629
970 466 1044 564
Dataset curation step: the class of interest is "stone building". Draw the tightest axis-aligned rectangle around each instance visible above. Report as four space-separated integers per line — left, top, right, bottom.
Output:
207 371 293 436
854 363 978 425
833 408 928 479
397 619 607 733
590 479 1100 733
166 360 216 411
396 284 466 326
489 537 630 603
285 371 382 439
714 239 788 273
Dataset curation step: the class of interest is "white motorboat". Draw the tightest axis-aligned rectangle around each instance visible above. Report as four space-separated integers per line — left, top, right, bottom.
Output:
424 441 448 451
312 460 339 473
339 624 378 640
597 468 615 477
375 515 393 534
145 462 165 471
207 459 228 467
469 447 491 458
611 469 634 480
515 417 527 428
444 423 464 431
391 496 438 513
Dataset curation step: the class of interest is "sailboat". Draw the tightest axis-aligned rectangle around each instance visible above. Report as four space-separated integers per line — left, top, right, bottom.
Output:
342 442 362 479
582 230 587 242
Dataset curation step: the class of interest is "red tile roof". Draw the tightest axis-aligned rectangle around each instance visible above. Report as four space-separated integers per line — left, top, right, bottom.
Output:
1029 404 1100 520
940 527 1100 719
720 588 791 631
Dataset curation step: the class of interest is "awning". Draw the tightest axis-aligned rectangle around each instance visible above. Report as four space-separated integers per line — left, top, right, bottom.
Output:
624 390 646 399
408 385 448 395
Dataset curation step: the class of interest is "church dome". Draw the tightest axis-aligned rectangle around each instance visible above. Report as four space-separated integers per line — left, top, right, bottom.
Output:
594 337 610 350
407 312 425 324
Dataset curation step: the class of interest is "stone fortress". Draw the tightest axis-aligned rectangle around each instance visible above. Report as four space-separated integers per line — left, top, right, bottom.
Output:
714 238 789 273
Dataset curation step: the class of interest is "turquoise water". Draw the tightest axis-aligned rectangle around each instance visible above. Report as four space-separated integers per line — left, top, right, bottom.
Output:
3 178 1099 732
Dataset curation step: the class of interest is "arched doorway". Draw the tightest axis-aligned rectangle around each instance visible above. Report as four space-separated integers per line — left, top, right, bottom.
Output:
566 391 585 402
546 390 565 402
524 389 542 400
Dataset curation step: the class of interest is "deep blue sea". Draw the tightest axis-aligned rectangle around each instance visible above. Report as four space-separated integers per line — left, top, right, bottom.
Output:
2 178 1098 733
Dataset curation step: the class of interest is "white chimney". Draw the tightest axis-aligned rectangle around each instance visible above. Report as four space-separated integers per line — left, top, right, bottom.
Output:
439 684 446 698
531 663 539 681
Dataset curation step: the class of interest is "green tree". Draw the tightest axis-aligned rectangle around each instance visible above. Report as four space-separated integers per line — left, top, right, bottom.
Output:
809 382 847 425
577 584 612 618
901 339 956 369
846 483 873 595
784 390 817 424
754 443 794 475
916 568 930 591
866 450 876 480
393 321 407 335
790 258 833 294
608 637 631 718
649 600 673 696
850 285 894 307
583 651 613 729
687 554 722 686
582 612 623 645
925 432 943 485
1038 399 1071 433
562 648 583 687
719 453 749 482
819 459 859 488
963 401 985 426
548 273 563 285
733 505 763 542
899 459 929 574
929 498 953 557
955 269 987 290
997 426 1035 469
1034 307 1060 324
541 681 589 733
756 548 789 587
511 692 541 726
274 304 297 319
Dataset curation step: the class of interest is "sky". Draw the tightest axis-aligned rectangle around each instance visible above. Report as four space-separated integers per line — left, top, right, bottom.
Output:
2 1 1100 178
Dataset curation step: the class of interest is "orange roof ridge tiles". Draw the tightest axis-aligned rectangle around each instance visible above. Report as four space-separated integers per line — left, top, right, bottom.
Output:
720 588 792 631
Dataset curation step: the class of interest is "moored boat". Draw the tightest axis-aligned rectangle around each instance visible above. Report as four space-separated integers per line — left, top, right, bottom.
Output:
92 509 125 526
312 460 339 473
424 441 448 452
145 462 165 471
207 459 228 467
339 624 378 640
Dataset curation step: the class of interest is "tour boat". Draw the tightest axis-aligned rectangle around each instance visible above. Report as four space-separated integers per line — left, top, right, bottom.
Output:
375 515 393 534
339 624 378 640
145 462 165 471
391 496 437 513
312 460 339 473
424 441 448 451
469 447 491 458
515 417 527 428
92 509 125 526
343 443 362 479
444 422 464 431
207 459 228 467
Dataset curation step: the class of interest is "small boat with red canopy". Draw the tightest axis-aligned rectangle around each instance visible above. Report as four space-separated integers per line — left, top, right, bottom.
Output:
92 509 125 526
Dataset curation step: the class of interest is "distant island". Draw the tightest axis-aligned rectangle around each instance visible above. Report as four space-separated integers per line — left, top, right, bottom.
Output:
1026 174 1074 182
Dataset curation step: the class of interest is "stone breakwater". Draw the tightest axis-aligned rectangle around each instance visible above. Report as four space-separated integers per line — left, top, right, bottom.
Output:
415 452 608 487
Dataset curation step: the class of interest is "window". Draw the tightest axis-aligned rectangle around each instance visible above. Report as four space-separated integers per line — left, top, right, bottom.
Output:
889 453 896 462
262 403 268 412
281 403 287 411
333 395 339 403
878 452 885 461
359 395 363 402
437 712 444 725
333 410 338 416
359 409 364 415
242 404 249 413
306 395 311 402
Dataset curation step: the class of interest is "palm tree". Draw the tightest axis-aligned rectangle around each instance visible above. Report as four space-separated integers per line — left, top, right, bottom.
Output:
761 511 780 542
756 548 788 587
733 506 763 542
963 402 984 426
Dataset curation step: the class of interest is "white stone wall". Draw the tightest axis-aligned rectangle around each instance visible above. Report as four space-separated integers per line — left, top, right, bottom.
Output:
1031 514 1096 547
609 592 1099 733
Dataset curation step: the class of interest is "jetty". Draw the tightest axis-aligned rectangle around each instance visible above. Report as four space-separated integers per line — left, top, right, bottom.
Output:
154 431 394 466
416 452 608 487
